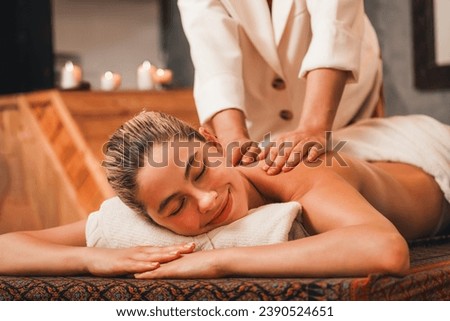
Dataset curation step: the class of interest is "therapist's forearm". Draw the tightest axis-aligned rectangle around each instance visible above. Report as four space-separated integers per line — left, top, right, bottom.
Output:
208 108 250 142
299 68 348 132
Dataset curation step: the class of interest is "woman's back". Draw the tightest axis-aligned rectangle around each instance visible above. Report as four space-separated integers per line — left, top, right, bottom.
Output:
239 152 444 240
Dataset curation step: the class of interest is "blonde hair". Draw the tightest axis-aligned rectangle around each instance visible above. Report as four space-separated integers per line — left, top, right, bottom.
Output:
102 111 204 218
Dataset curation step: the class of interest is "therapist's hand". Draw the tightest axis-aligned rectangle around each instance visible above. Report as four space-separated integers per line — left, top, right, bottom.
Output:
208 108 260 166
258 68 347 175
258 129 329 175
221 136 260 166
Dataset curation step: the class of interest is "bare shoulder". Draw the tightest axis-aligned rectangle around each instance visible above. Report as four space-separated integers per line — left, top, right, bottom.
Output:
238 152 363 202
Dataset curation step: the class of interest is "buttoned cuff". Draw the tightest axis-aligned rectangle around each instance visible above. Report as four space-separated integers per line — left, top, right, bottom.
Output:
194 73 246 124
299 23 362 83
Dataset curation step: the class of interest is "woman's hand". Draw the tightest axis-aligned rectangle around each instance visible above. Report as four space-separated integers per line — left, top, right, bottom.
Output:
134 249 224 279
258 129 328 175
85 243 195 277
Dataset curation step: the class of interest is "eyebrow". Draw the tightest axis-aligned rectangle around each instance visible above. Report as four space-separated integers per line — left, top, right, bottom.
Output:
157 151 198 214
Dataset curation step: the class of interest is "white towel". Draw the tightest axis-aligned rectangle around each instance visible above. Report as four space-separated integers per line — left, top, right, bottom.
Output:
333 115 450 203
86 197 307 250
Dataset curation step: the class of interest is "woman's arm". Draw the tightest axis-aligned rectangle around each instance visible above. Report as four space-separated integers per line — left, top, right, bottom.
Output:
137 223 407 279
135 169 409 279
0 220 194 276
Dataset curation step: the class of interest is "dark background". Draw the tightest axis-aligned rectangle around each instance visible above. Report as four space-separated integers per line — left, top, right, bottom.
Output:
0 0 54 95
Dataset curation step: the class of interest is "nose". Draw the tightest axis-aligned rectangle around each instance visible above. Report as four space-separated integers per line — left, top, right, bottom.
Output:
197 189 218 214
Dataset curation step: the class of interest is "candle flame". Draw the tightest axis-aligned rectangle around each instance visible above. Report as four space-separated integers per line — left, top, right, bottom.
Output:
142 60 152 69
104 71 114 79
64 61 74 71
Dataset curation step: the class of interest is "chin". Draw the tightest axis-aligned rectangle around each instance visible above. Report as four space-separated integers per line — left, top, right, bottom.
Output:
236 206 249 221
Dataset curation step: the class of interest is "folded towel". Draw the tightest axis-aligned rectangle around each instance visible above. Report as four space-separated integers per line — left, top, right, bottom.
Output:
334 115 450 203
86 197 307 250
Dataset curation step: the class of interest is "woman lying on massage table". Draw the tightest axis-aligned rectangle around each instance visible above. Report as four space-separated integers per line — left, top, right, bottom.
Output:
0 112 449 278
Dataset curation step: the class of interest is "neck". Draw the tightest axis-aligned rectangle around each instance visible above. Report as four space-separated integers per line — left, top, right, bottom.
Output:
238 170 268 210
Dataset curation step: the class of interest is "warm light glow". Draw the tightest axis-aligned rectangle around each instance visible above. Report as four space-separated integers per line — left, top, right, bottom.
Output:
152 68 173 87
64 61 74 71
104 71 114 79
142 60 152 69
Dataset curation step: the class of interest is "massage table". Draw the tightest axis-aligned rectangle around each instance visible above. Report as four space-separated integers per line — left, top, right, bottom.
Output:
0 90 448 300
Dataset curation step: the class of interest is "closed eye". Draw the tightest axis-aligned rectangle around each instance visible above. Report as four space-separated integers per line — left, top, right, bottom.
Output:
195 160 207 181
170 197 186 216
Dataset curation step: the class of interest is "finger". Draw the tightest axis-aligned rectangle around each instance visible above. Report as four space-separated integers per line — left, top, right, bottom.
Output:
139 242 194 254
159 242 196 255
266 144 293 175
283 140 316 168
132 261 160 273
261 149 273 171
258 138 276 162
116 261 160 276
257 146 268 161
135 268 172 279
261 141 283 171
133 250 179 263
178 242 196 253
265 140 293 173
282 148 302 172
136 243 195 261
241 144 261 165
262 145 280 171
134 270 158 279
230 147 244 167
307 143 326 162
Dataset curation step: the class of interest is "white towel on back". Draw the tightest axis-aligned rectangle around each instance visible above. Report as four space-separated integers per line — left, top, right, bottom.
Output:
334 115 450 203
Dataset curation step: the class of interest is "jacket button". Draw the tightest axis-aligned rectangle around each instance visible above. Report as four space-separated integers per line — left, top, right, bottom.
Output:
271 77 286 90
279 109 293 120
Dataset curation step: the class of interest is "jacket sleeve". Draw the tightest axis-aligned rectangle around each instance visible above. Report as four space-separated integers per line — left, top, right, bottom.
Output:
178 0 246 124
299 0 365 82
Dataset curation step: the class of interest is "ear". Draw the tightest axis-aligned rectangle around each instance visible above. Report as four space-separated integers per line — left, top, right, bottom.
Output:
199 126 224 154
199 126 219 143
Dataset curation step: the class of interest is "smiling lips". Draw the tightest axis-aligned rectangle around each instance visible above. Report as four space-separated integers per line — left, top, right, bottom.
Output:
209 188 232 226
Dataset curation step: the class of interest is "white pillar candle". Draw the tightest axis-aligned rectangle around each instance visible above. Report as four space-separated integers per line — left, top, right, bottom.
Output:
100 71 121 91
60 61 82 89
152 68 173 89
137 60 155 90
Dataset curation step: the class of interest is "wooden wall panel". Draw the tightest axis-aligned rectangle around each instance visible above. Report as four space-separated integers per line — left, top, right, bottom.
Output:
0 89 198 233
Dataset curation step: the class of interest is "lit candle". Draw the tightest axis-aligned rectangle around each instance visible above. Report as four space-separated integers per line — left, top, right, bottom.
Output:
137 60 155 90
60 61 82 89
100 71 121 91
152 68 173 89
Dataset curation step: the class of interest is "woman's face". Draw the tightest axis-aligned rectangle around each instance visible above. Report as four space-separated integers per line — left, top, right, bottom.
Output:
136 138 249 236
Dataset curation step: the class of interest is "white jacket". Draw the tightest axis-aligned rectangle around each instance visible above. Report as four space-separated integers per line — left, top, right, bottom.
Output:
178 0 382 140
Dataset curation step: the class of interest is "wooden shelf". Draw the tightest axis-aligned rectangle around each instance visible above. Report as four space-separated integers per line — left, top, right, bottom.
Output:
60 89 198 160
